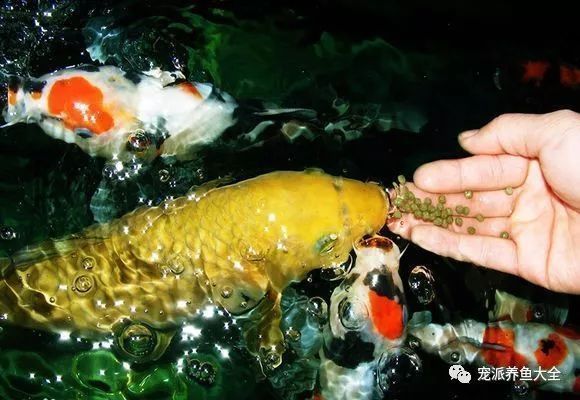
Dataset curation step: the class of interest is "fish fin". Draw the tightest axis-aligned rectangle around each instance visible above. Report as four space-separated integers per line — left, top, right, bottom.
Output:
0 120 22 129
254 107 318 120
186 175 235 198
399 243 410 259
10 234 106 270
407 311 432 328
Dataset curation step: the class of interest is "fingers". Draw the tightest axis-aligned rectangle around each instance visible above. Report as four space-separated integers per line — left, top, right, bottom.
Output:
458 110 580 157
413 155 528 193
393 182 518 217
408 225 519 276
388 210 510 238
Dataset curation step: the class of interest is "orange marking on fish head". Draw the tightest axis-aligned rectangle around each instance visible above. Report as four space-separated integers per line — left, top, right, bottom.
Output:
7 89 17 106
482 326 527 368
534 333 568 368
521 60 550 85
179 82 202 99
368 290 404 340
47 76 114 134
30 91 42 100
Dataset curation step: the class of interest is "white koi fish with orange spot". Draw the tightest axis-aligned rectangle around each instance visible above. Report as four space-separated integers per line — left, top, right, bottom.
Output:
409 319 580 393
3 65 315 161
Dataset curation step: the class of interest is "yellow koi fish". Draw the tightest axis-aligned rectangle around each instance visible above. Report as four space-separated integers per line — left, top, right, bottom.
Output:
0 170 388 367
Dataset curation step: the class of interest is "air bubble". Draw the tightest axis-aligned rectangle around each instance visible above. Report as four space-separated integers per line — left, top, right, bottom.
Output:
306 297 328 325
512 380 529 396
184 357 217 386
220 287 233 299
158 169 170 182
338 298 368 330
377 348 422 394
73 274 94 293
0 226 16 240
81 257 95 270
126 130 151 153
118 323 156 358
408 266 436 305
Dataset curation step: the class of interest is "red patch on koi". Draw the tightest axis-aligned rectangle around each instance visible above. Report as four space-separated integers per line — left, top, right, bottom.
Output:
8 89 16 106
521 61 550 85
358 236 393 251
554 326 580 340
179 82 202 99
534 333 568 368
573 376 580 393
482 326 527 368
48 76 114 134
368 290 403 340
559 65 580 87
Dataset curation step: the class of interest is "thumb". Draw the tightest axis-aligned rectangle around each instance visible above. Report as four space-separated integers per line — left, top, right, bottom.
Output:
458 110 580 157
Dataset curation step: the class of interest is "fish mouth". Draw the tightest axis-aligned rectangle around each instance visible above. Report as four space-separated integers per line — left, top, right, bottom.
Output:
354 235 395 252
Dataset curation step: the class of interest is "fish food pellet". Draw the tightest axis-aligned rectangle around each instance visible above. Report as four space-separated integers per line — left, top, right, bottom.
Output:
455 217 463 226
438 195 446 204
464 190 473 199
424 198 432 205
475 214 485 222
500 231 509 239
446 216 453 225
455 205 464 214
397 175 406 184
467 227 476 235
434 218 443 226
462 206 470 215
505 186 513 195
393 210 402 219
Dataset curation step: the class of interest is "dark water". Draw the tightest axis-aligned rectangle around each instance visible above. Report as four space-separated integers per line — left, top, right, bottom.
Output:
0 1 578 399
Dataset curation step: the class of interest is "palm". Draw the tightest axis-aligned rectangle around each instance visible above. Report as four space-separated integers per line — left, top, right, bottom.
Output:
388 110 580 294
508 159 580 292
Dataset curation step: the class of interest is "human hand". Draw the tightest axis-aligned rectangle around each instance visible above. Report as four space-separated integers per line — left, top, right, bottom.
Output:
388 110 580 294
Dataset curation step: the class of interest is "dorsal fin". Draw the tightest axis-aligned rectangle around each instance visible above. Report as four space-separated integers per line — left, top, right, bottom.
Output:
186 175 235 198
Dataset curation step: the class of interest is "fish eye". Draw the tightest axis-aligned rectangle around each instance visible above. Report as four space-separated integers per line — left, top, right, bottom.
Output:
315 233 338 254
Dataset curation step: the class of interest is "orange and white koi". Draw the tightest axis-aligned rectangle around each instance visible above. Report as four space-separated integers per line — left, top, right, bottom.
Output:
409 319 580 393
4 65 235 161
4 65 311 161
